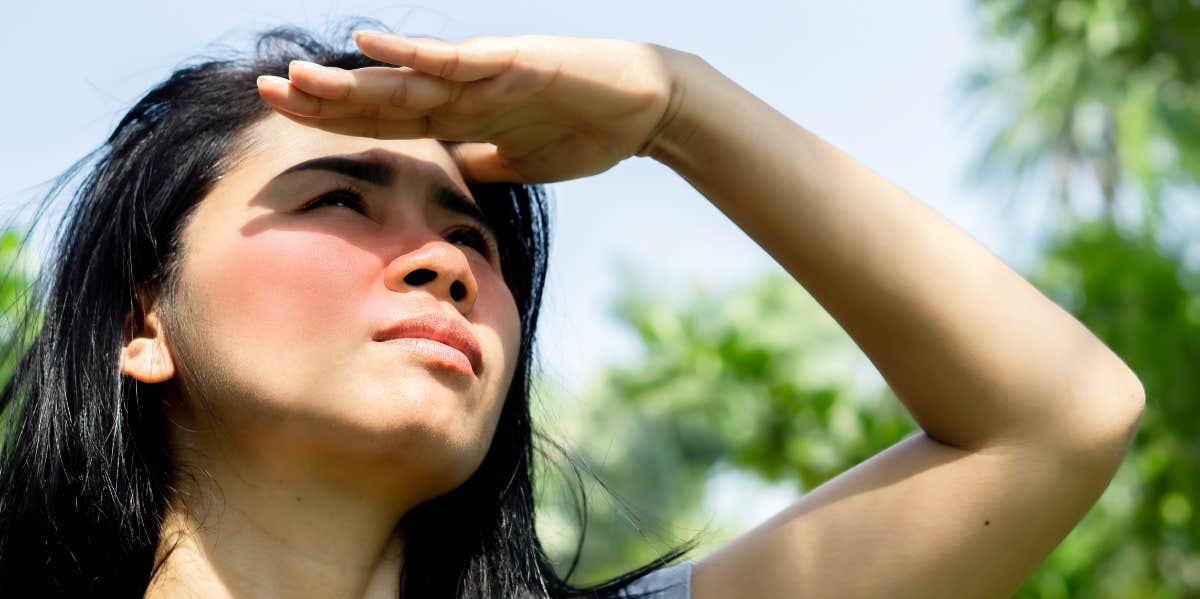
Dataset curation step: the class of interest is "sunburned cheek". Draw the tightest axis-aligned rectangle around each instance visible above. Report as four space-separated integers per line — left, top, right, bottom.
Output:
207 231 377 343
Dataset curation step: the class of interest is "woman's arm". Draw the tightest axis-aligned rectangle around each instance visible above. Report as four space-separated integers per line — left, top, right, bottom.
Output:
643 51 1144 599
258 35 1144 598
644 52 1144 453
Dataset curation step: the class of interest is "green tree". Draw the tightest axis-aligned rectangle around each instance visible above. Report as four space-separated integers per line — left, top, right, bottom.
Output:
966 0 1200 230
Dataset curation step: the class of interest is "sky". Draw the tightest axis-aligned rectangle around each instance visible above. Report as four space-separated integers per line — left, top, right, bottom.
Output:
2 0 1017 397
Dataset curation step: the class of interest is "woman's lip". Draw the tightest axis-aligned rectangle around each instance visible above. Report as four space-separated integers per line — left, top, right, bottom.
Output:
379 337 477 378
372 313 484 377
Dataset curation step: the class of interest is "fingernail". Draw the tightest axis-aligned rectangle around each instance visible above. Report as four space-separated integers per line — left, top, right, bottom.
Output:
257 75 289 86
289 60 321 73
288 61 328 80
352 29 382 42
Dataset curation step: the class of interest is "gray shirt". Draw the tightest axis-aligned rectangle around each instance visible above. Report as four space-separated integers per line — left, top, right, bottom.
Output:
619 561 693 598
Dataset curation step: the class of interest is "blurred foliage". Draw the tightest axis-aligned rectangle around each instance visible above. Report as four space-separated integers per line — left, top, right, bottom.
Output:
0 231 34 386
966 0 1200 228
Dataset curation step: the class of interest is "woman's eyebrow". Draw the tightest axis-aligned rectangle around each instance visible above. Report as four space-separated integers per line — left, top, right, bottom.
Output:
276 155 395 186
273 155 497 239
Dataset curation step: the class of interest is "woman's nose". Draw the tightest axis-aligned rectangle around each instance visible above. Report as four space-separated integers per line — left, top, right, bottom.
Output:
383 240 479 316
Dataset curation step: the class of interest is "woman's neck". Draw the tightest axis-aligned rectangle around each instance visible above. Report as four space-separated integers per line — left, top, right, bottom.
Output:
145 438 411 598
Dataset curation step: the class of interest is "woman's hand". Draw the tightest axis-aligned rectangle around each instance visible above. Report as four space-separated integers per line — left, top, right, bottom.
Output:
256 31 689 183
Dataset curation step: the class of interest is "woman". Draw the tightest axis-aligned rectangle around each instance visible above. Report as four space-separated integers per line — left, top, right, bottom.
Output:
0 22 1143 598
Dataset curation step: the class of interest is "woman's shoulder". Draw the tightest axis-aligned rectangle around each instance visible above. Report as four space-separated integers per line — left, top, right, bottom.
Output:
620 561 693 598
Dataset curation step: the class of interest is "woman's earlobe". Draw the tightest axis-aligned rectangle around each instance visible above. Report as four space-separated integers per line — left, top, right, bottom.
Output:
119 307 175 383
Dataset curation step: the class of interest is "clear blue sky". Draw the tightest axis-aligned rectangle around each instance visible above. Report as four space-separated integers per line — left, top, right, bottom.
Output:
1 1 1018 393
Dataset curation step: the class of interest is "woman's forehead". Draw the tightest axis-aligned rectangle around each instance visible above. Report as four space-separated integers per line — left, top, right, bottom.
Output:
233 113 467 190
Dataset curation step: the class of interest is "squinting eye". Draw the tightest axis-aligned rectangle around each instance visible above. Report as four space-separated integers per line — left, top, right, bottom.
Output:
446 225 496 260
302 186 368 215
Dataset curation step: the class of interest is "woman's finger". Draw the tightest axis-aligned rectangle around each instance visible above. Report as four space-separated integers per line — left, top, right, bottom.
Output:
257 75 428 120
268 107 497 142
286 62 461 111
267 106 434 140
352 31 518 82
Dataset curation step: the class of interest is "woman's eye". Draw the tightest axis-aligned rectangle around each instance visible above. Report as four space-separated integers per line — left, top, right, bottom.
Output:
303 188 368 215
446 226 496 260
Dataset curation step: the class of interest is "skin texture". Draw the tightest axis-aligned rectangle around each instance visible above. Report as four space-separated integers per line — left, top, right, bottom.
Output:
124 115 521 598
125 29 1144 598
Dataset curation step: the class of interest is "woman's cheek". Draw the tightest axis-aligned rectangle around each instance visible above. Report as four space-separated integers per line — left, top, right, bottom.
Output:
198 230 376 347
474 270 523 393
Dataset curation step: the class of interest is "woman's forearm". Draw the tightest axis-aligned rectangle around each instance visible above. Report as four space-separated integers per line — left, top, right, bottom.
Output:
641 50 1144 453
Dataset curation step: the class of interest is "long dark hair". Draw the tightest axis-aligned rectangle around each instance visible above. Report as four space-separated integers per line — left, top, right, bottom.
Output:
0 22 690 597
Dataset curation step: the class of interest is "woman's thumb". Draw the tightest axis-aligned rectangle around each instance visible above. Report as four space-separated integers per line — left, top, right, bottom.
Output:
448 142 524 184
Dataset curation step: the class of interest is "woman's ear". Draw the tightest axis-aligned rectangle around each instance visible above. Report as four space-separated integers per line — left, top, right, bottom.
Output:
119 295 175 383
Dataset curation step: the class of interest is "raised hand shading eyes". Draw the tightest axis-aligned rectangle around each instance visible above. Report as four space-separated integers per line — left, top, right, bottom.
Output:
256 31 686 184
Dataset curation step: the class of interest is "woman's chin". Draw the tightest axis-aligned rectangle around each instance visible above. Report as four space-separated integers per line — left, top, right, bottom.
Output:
287 393 491 481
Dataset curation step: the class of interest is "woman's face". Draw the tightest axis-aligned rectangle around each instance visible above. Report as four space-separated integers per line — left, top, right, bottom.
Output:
158 113 522 500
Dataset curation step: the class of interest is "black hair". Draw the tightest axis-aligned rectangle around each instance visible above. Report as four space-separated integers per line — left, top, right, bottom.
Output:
0 22 691 597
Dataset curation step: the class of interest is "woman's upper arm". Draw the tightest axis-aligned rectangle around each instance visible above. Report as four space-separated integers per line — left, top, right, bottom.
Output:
689 430 1132 599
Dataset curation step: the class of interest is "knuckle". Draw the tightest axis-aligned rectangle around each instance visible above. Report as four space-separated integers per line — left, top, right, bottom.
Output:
389 79 409 107
360 103 381 119
448 82 466 104
332 69 353 101
441 50 461 79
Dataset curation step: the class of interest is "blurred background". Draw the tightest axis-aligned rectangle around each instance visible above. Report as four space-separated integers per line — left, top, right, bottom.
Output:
2 1 1198 596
